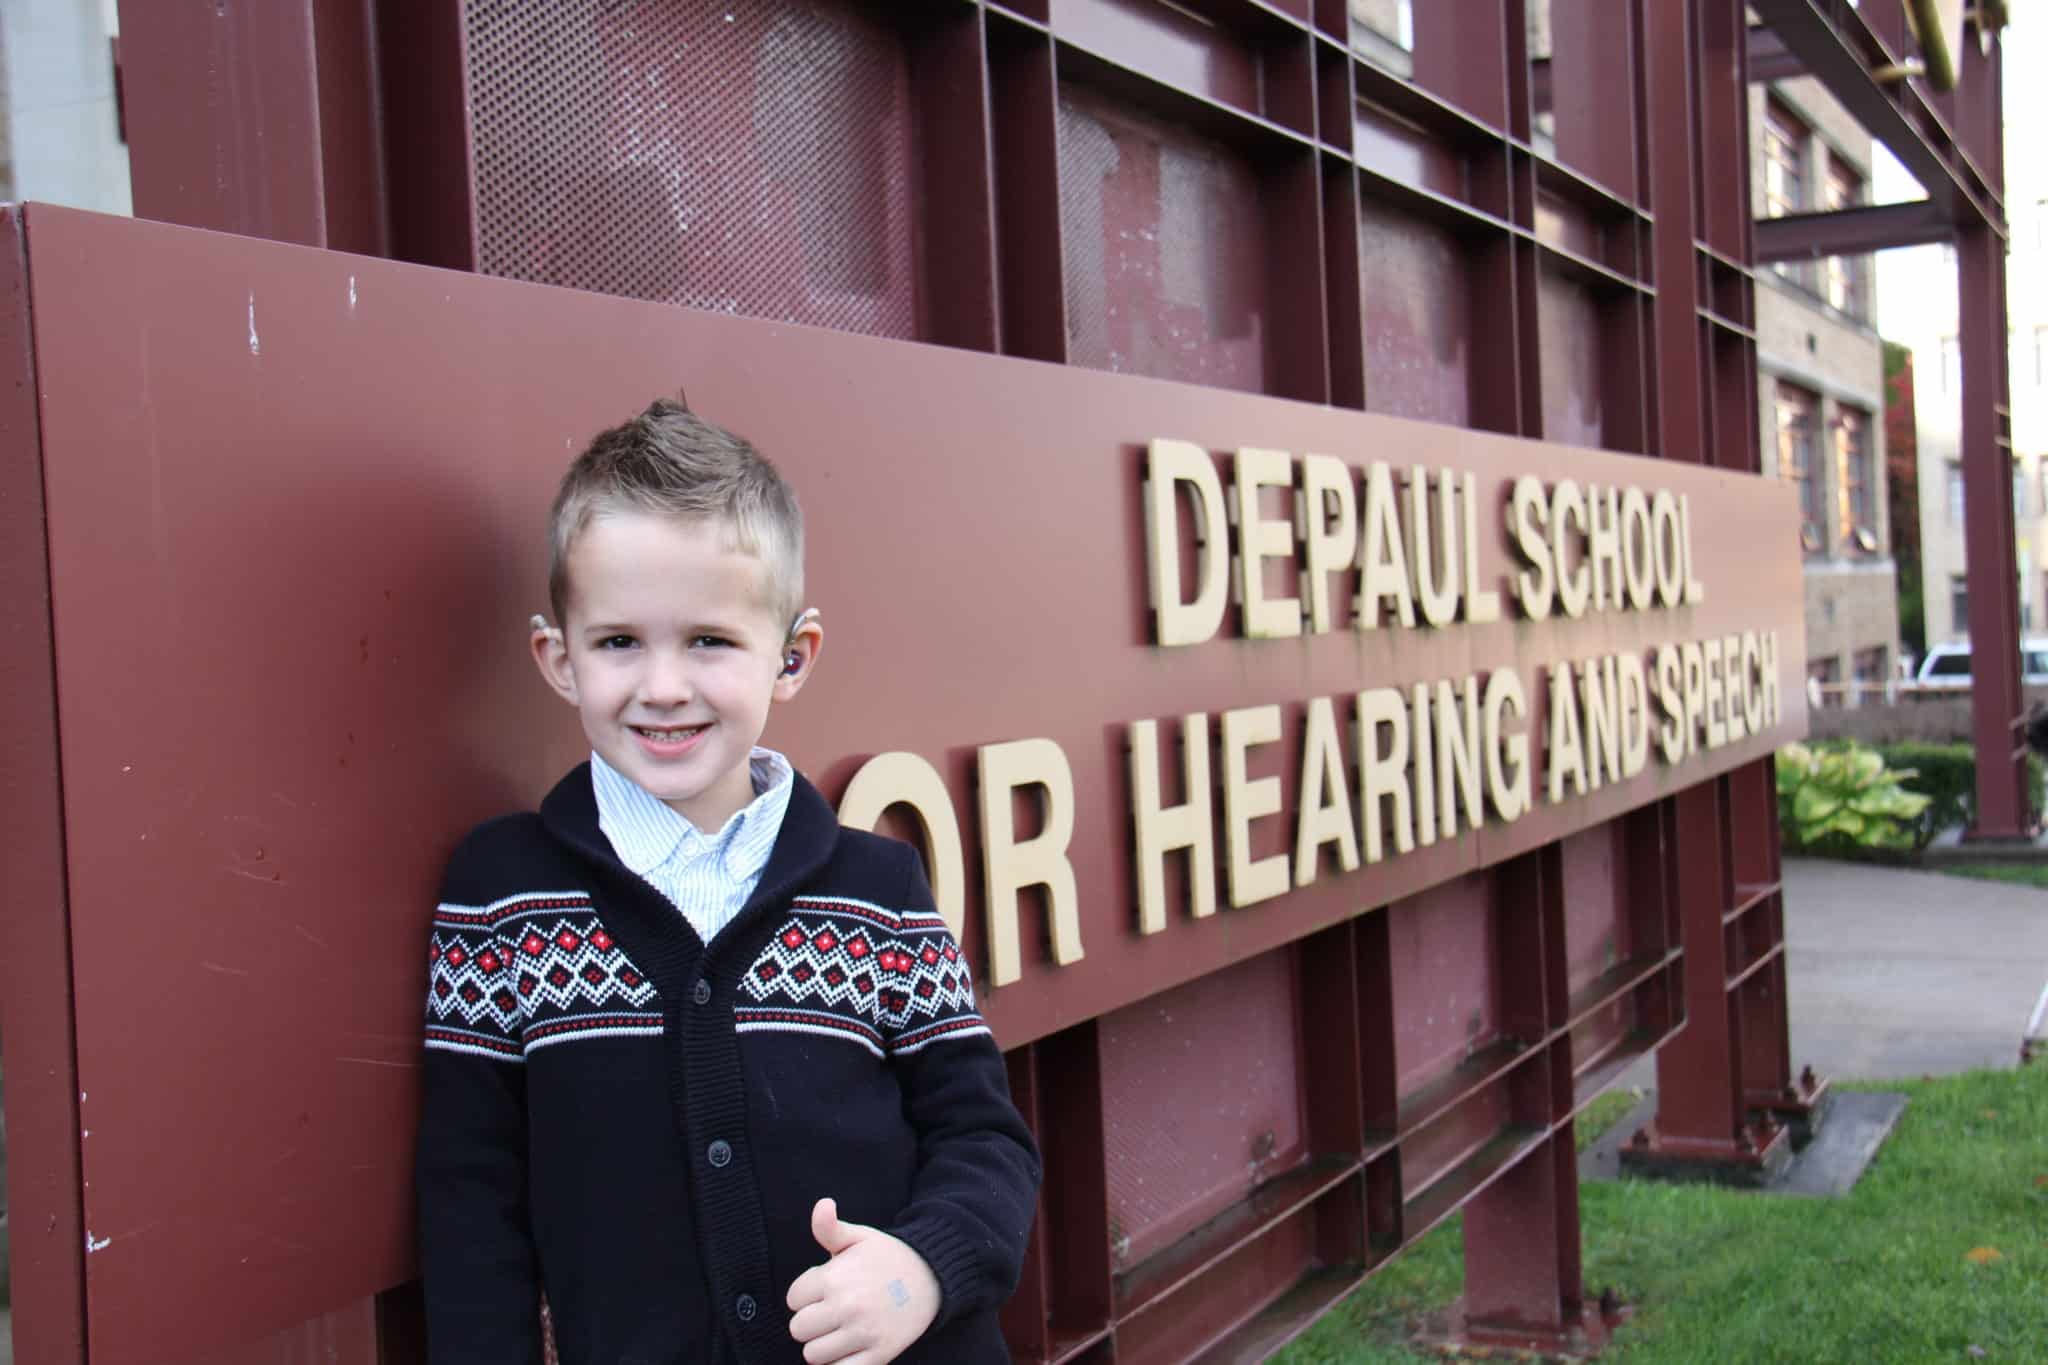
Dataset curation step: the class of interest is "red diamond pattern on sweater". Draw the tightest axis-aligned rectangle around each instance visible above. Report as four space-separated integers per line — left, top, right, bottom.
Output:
738 909 979 1043
427 904 658 1056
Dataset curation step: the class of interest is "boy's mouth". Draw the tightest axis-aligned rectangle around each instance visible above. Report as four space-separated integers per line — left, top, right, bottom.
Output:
633 723 708 746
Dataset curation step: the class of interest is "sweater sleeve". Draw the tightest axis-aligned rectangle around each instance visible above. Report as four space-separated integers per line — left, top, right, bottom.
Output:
879 843 1043 1332
415 846 545 1365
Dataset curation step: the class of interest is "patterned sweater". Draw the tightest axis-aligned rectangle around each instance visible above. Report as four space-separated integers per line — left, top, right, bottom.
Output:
416 764 1041 1364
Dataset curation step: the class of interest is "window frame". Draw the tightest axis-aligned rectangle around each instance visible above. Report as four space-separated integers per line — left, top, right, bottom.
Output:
1776 383 1822 551
1834 406 1873 547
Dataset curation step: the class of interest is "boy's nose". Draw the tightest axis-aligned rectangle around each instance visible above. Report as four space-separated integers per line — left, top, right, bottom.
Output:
642 651 695 704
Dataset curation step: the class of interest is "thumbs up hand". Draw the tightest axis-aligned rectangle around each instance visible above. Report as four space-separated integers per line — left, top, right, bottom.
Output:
785 1198 940 1365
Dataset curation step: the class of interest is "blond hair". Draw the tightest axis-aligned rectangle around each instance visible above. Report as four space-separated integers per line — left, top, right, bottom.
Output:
547 398 804 626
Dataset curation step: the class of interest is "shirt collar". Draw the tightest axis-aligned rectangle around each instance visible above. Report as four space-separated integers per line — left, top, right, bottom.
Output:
590 747 794 881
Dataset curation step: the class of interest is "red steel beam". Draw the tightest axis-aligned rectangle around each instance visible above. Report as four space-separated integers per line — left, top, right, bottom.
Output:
1746 24 1804 83
1957 220 2030 839
1647 0 1705 468
1747 0 1999 227
1753 200 1952 261
117 0 387 253
0 207 89 1365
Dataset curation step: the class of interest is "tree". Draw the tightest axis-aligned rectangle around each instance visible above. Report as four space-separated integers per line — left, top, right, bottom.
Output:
1883 340 1924 657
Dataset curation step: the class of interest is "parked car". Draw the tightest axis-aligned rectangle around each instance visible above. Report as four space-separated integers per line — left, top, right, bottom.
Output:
1912 639 2048 690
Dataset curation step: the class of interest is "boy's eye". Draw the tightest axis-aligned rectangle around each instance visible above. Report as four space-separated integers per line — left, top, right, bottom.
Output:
691 634 733 649
595 635 638 650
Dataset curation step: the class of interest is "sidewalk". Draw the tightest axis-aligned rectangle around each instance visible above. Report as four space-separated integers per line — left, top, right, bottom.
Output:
1781 857 2048 1079
1613 856 2048 1098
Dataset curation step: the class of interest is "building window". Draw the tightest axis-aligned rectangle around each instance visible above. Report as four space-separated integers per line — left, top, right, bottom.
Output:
1940 335 1961 393
1763 102 1807 217
1835 407 1873 548
1952 574 1969 633
1807 656 1842 709
1776 384 1821 549
1947 460 1965 526
2017 458 2032 521
1763 101 1811 290
1822 154 1867 319
1853 646 1889 706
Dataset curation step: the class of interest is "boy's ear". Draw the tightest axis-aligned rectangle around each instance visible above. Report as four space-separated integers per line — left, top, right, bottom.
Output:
531 620 579 705
773 613 823 703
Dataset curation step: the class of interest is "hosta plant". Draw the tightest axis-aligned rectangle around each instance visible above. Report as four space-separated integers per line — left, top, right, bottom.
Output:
1775 741 1932 852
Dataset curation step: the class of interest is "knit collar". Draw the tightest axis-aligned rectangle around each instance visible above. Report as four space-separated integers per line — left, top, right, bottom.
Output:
540 759 842 968
589 747 793 886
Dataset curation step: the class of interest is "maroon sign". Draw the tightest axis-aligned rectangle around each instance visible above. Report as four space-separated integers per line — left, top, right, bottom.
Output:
16 205 1802 1361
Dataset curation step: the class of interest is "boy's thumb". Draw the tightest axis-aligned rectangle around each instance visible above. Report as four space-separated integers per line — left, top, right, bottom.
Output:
810 1197 864 1256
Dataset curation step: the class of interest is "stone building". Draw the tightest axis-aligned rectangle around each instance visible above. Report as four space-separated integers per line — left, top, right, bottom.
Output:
1750 75 1899 702
1878 18 2045 654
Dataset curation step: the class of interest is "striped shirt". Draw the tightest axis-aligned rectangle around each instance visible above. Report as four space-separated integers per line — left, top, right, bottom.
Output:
588 747 794 944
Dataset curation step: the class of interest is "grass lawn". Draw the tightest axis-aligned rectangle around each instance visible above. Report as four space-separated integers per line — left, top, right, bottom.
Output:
1275 1065 2048 1363
1940 863 2048 891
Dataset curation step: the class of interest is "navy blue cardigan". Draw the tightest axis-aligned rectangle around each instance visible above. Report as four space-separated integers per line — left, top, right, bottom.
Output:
416 764 1040 1364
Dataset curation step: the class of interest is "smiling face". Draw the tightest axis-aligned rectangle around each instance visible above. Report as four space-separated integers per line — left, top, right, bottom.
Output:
533 510 820 832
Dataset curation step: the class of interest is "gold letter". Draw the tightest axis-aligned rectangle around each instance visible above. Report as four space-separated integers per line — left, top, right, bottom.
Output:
1409 467 1460 627
1548 662 1588 803
1144 439 1229 646
1435 676 1484 837
977 739 1084 986
1587 485 1622 612
1655 644 1684 763
1617 652 1650 777
1129 716 1216 934
1483 669 1530 822
1651 490 1683 608
1620 487 1654 610
1221 705 1291 907
1295 697 1359 884
1679 495 1706 604
1552 480 1591 619
839 752 967 940
1355 461 1415 629
1462 472 1502 623
1356 688 1414 862
1512 476 1554 620
1234 446 1303 639
1299 453 1357 634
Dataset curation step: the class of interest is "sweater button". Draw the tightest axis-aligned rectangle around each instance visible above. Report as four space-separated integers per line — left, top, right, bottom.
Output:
735 1293 757 1322
692 978 712 1006
707 1138 733 1168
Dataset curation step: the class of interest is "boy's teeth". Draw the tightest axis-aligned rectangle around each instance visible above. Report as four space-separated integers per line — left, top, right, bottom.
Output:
640 725 702 740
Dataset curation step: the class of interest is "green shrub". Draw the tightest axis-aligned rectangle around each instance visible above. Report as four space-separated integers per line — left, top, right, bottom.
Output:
1869 741 2046 845
1775 741 1931 853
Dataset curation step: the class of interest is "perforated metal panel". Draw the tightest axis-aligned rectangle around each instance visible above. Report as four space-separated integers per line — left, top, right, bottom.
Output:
1358 200 1472 425
1099 948 1305 1270
462 0 922 338
1057 86 1267 394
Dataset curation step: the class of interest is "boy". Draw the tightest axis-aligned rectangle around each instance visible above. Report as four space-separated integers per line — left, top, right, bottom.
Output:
416 399 1041 1364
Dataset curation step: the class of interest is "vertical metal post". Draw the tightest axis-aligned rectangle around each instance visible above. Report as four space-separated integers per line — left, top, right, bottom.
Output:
117 0 388 253
1959 218 2029 838
1645 0 1705 470
0 208 90 1365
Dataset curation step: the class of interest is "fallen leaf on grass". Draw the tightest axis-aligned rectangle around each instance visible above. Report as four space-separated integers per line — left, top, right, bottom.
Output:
2034 1174 2047 1188
1964 1246 2003 1265
1981 1109 1999 1120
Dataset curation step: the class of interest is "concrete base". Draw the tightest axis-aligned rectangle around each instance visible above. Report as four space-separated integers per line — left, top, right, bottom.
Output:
1615 1116 1795 1188
1920 823 2048 867
1582 1090 1905 1198
1752 1068 1834 1149
1412 1296 1628 1361
1769 1090 1908 1197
